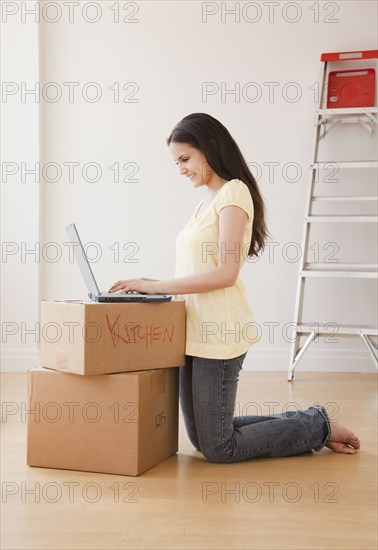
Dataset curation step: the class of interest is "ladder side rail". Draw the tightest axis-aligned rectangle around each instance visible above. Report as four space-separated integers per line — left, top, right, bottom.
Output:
288 60 328 378
288 332 317 381
359 334 378 368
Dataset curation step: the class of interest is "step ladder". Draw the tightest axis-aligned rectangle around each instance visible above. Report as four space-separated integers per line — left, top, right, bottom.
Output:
288 49 378 381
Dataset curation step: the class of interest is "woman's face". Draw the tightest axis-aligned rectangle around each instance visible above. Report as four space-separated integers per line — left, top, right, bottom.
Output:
169 142 216 189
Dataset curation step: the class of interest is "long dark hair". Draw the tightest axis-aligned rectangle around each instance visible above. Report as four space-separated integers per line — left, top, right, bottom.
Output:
166 113 269 258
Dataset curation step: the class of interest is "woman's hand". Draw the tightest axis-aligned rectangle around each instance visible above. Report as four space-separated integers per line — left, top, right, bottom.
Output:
108 278 160 294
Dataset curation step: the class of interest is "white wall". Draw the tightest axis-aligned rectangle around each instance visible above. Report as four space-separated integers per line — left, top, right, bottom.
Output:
1 3 40 371
1 0 377 372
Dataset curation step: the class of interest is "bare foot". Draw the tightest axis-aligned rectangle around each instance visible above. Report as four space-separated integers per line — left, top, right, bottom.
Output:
325 421 361 454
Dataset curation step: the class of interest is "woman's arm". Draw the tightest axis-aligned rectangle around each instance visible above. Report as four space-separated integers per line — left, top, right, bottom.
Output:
109 205 249 295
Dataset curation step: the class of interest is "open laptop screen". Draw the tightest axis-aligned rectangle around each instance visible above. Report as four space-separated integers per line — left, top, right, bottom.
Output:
65 223 100 296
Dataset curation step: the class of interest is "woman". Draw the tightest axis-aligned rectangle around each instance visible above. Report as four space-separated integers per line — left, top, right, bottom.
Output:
109 113 360 462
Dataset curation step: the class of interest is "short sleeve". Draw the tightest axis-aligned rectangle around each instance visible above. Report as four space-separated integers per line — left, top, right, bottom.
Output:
215 179 254 221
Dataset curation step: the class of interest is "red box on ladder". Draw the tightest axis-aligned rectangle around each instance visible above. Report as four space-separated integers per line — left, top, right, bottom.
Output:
322 50 377 108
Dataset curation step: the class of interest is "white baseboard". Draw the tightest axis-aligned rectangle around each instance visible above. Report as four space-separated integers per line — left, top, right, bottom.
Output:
1 347 376 374
1 349 40 373
243 347 377 373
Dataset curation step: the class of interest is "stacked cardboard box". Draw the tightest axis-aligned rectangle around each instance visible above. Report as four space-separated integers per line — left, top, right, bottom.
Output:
27 299 186 476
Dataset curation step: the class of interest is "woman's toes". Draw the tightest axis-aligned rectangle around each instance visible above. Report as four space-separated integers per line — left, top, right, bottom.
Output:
325 441 357 454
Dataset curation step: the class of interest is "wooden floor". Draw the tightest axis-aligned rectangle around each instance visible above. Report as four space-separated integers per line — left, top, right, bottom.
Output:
1 370 377 550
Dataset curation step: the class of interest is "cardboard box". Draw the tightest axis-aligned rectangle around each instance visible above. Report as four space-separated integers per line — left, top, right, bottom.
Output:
40 300 186 375
27 366 179 476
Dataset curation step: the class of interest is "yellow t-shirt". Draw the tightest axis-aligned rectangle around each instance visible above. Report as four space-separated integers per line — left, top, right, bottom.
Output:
173 178 260 359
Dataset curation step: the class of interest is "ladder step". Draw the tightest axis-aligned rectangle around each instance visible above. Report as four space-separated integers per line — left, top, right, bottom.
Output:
301 269 377 278
296 323 378 336
306 215 378 223
317 117 377 127
318 107 378 115
311 161 378 169
312 196 377 202
305 263 377 270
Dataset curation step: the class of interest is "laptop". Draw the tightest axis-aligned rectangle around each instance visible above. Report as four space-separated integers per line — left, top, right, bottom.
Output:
65 223 172 303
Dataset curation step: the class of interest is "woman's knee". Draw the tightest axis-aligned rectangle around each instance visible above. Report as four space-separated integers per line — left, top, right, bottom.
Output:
200 442 235 464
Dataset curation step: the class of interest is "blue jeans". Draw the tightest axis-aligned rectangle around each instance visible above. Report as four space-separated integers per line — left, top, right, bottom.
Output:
179 353 331 463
